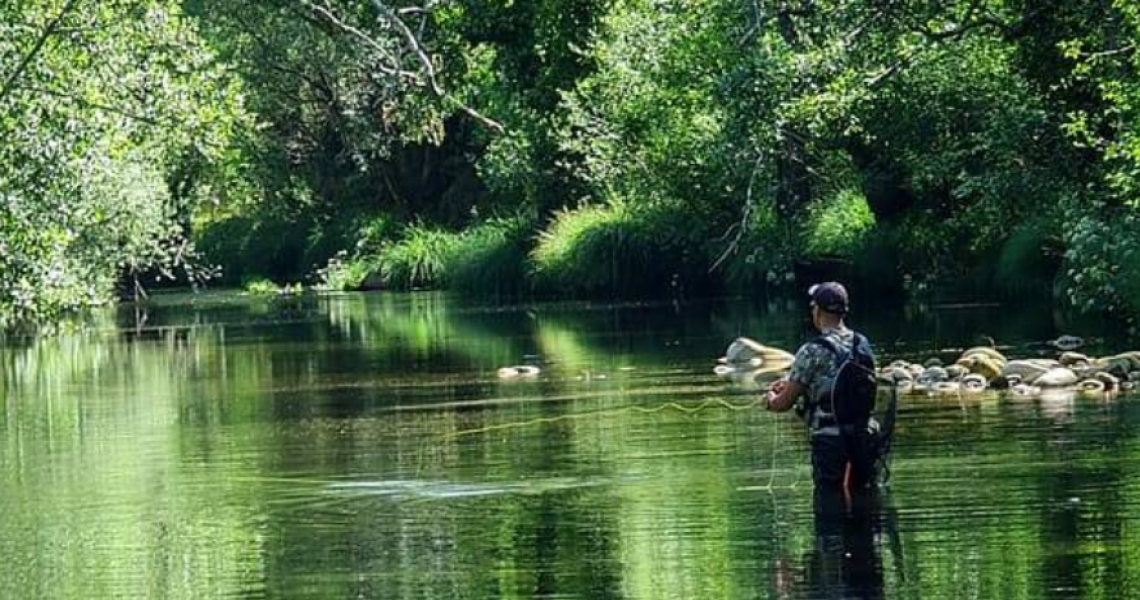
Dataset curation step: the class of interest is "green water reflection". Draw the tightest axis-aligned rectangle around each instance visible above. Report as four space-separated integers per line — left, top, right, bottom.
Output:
2 292 1139 600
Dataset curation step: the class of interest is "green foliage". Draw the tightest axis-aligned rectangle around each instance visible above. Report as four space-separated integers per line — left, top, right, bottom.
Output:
1062 207 1140 318
243 278 282 295
0 0 246 327
195 212 308 285
532 199 713 297
195 202 388 286
317 217 532 295
445 218 535 296
559 0 734 210
316 253 376 292
852 37 1075 277
803 189 876 258
991 219 1063 298
717 198 796 292
376 225 463 291
354 215 403 256
10 0 1140 326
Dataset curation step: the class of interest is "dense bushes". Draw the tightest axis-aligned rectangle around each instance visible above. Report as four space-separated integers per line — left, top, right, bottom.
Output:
195 210 362 286
9 1 1140 327
180 0 1140 319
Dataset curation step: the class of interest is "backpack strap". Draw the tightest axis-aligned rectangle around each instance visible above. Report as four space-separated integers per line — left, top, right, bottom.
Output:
805 333 848 427
811 331 855 363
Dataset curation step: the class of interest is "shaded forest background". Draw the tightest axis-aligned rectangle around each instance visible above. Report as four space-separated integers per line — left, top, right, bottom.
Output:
2 0 1140 328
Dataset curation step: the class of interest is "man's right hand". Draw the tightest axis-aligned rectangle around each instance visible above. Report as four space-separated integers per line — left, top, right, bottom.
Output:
765 378 802 413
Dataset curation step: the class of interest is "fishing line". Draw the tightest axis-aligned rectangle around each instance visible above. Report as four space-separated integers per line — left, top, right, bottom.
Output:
442 395 767 440
437 392 806 491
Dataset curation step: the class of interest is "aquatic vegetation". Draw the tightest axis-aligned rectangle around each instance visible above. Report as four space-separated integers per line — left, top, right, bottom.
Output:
242 278 303 296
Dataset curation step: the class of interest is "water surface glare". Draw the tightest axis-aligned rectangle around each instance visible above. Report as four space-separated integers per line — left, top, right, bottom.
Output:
2 291 1139 599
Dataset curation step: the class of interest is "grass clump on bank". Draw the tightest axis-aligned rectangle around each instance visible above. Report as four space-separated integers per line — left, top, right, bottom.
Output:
445 218 535 296
317 217 533 294
375 225 461 290
531 200 714 297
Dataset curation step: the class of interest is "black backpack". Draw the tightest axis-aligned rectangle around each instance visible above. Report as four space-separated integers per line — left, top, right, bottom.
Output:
814 332 877 425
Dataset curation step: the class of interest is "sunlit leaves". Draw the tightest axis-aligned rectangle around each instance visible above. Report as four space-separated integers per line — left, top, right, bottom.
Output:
0 0 246 326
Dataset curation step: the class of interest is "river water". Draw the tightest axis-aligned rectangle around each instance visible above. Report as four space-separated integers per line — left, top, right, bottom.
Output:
1 291 1138 600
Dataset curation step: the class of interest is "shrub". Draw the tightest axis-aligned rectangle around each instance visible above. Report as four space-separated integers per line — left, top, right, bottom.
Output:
989 218 1062 298
316 252 374 291
243 278 282 295
195 212 311 284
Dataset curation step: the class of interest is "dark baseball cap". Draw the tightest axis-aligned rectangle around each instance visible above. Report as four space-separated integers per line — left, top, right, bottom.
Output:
808 282 849 314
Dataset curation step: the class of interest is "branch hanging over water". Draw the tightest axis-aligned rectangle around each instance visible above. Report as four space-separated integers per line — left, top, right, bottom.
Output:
306 0 505 133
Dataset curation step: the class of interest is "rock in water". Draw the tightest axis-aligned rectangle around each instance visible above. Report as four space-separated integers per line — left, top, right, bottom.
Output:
1050 335 1085 351
961 346 1008 364
962 373 988 392
1078 379 1106 393
721 337 794 367
1035 367 1079 388
1000 359 1057 383
1059 352 1092 366
498 365 540 379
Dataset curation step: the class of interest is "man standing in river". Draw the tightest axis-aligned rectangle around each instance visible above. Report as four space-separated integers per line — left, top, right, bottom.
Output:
763 282 882 491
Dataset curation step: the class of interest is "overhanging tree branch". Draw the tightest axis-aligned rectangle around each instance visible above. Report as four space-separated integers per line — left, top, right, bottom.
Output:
306 0 504 133
1082 44 1137 61
306 1 411 79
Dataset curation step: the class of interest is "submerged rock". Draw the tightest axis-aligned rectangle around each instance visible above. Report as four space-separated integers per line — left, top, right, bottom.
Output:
918 366 949 384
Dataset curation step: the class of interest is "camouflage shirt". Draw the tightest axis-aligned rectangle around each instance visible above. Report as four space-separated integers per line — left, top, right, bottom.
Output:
788 326 855 428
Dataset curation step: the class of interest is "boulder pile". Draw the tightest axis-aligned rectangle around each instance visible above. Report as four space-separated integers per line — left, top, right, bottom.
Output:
715 337 1140 397
882 347 1140 396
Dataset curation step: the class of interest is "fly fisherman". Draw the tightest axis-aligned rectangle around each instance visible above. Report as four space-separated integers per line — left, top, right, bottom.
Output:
764 282 889 491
